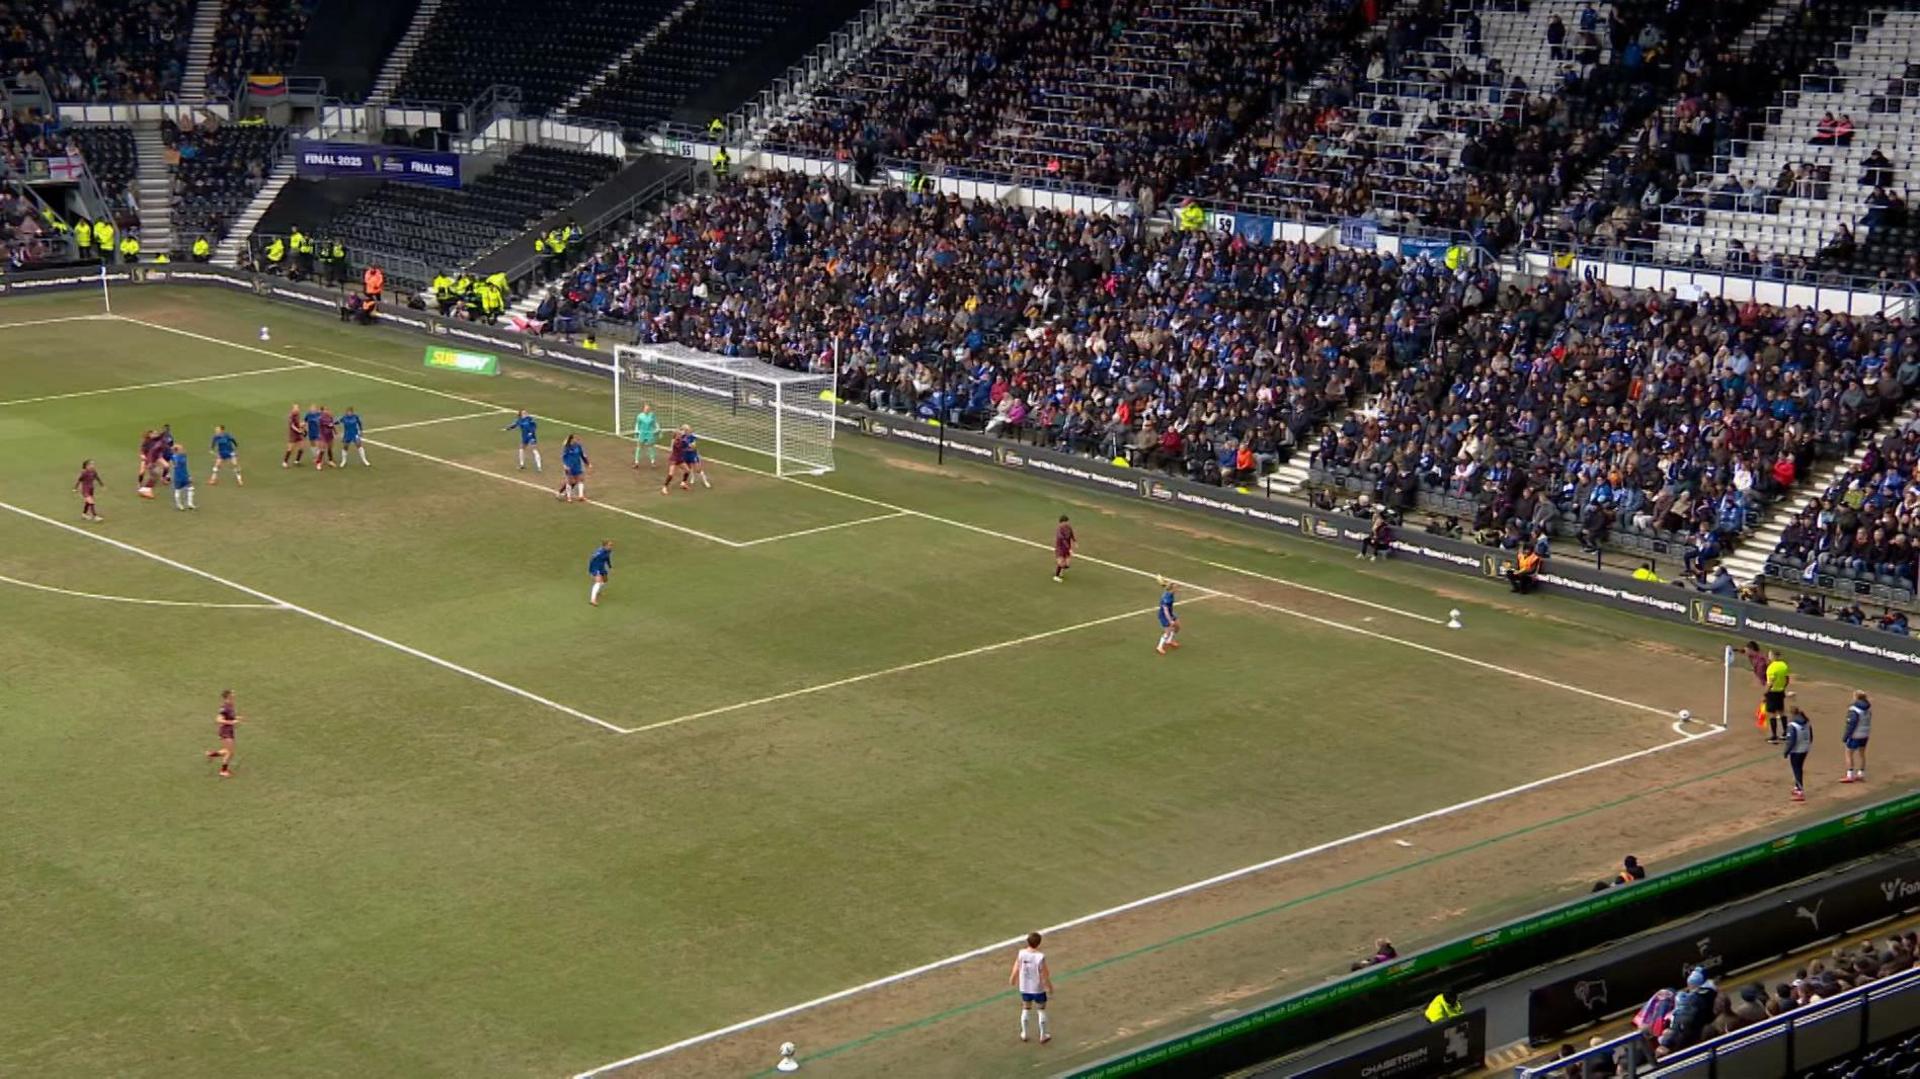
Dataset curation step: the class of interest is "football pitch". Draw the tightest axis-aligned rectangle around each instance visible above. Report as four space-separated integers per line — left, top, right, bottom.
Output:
4 287 1916 1078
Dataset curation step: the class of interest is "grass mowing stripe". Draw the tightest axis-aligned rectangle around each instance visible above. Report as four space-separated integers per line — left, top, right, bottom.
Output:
772 752 1776 1070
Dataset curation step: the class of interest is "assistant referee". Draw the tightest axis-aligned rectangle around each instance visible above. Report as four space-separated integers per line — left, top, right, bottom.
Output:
1764 650 1791 743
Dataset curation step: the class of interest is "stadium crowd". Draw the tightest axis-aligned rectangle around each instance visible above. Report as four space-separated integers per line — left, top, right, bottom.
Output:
1616 937 1920 1064
766 0 1371 201
1311 282 1914 570
527 170 1494 485
0 0 192 101
1772 417 1920 593
205 0 315 101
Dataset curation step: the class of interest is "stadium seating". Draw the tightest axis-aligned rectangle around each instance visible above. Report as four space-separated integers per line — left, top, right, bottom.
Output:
392 0 678 111
317 145 618 285
167 119 285 247
0 0 193 101
767 0 1373 197
569 0 812 133
1767 415 1920 607
205 0 317 101
66 125 140 223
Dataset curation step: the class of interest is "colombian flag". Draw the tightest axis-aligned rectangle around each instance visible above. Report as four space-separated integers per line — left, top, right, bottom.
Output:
247 74 287 98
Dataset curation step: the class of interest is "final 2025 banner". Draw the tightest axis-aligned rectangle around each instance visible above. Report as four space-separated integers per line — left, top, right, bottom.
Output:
293 140 461 189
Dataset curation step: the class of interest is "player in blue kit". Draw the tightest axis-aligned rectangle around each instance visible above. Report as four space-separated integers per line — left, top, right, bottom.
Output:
556 435 590 502
303 404 324 461
170 446 196 511
504 411 542 471
587 539 613 606
683 427 711 489
1155 579 1181 654
208 425 242 486
338 407 370 467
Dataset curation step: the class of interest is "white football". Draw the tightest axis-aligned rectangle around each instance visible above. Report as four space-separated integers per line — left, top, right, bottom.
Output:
1678 709 1692 722
780 1042 796 1056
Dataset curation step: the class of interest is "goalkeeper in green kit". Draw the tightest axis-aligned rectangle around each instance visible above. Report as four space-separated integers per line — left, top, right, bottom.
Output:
632 402 659 468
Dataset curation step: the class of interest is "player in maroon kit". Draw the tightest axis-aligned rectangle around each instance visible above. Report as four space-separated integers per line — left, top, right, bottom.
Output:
284 403 305 467
1054 514 1075 581
660 427 693 494
74 459 104 521
315 405 337 469
137 429 172 497
205 689 241 778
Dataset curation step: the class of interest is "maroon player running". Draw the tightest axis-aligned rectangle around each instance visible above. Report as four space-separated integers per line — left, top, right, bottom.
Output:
74 459 103 521
204 689 241 778
1053 514 1076 581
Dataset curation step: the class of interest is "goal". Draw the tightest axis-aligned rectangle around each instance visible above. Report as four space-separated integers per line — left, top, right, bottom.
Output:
612 343 836 475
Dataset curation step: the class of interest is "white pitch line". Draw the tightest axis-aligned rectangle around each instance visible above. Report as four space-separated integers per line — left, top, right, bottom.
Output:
0 363 308 407
0 314 112 332
367 409 508 434
732 511 910 547
0 500 626 734
0 571 288 610
574 722 1725 1076
1203 559 1448 625
622 599 1208 736
362 437 743 548
110 318 741 548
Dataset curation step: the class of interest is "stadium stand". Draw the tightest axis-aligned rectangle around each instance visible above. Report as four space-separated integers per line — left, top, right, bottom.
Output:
0 0 194 102
66 125 140 225
764 0 1375 198
204 0 317 102
1768 413 1920 607
316 145 618 287
391 0 679 112
525 171 1483 484
568 0 817 132
166 118 285 248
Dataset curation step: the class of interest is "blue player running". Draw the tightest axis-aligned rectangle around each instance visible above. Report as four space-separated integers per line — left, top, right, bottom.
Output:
208 425 242 486
338 407 370 467
556 434 590 502
1155 579 1181 654
170 445 196 511
504 411 542 471
587 539 614 606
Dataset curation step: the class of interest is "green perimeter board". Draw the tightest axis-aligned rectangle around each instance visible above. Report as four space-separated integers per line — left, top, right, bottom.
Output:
0 290 1914 1077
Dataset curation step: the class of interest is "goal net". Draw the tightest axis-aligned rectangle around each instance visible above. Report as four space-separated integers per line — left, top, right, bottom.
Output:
613 344 836 476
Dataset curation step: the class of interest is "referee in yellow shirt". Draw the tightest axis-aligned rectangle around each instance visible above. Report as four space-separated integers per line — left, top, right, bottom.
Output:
1764 651 1791 743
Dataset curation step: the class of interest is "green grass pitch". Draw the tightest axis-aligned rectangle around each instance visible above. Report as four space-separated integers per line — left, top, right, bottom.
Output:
0 287 1838 1077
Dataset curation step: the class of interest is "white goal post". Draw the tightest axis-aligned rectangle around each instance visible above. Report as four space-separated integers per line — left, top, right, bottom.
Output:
612 343 836 476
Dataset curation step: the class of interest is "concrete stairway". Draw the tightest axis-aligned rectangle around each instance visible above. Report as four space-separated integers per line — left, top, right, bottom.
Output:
181 0 224 102
212 151 295 266
130 122 176 254
1722 398 1920 584
366 0 445 105
1262 458 1310 497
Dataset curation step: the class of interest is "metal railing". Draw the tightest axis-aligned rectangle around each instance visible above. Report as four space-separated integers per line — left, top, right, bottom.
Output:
1517 965 1920 1078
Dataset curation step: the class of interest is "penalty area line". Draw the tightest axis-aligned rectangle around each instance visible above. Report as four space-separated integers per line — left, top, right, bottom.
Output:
0 362 308 407
0 500 627 734
573 724 1723 1077
622 598 1213 736
731 511 910 547
0 571 288 610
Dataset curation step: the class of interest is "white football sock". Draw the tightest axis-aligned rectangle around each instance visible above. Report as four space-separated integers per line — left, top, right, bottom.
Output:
590 582 603 603
356 447 369 465
1037 1010 1048 1036
575 482 586 500
1019 1010 1029 1038
532 449 543 471
517 448 526 468
700 471 711 488
187 487 196 509
173 489 183 509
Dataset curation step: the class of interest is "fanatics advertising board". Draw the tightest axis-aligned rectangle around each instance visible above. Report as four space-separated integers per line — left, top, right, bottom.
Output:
292 139 461 189
8 263 1920 674
1286 1010 1484 1079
